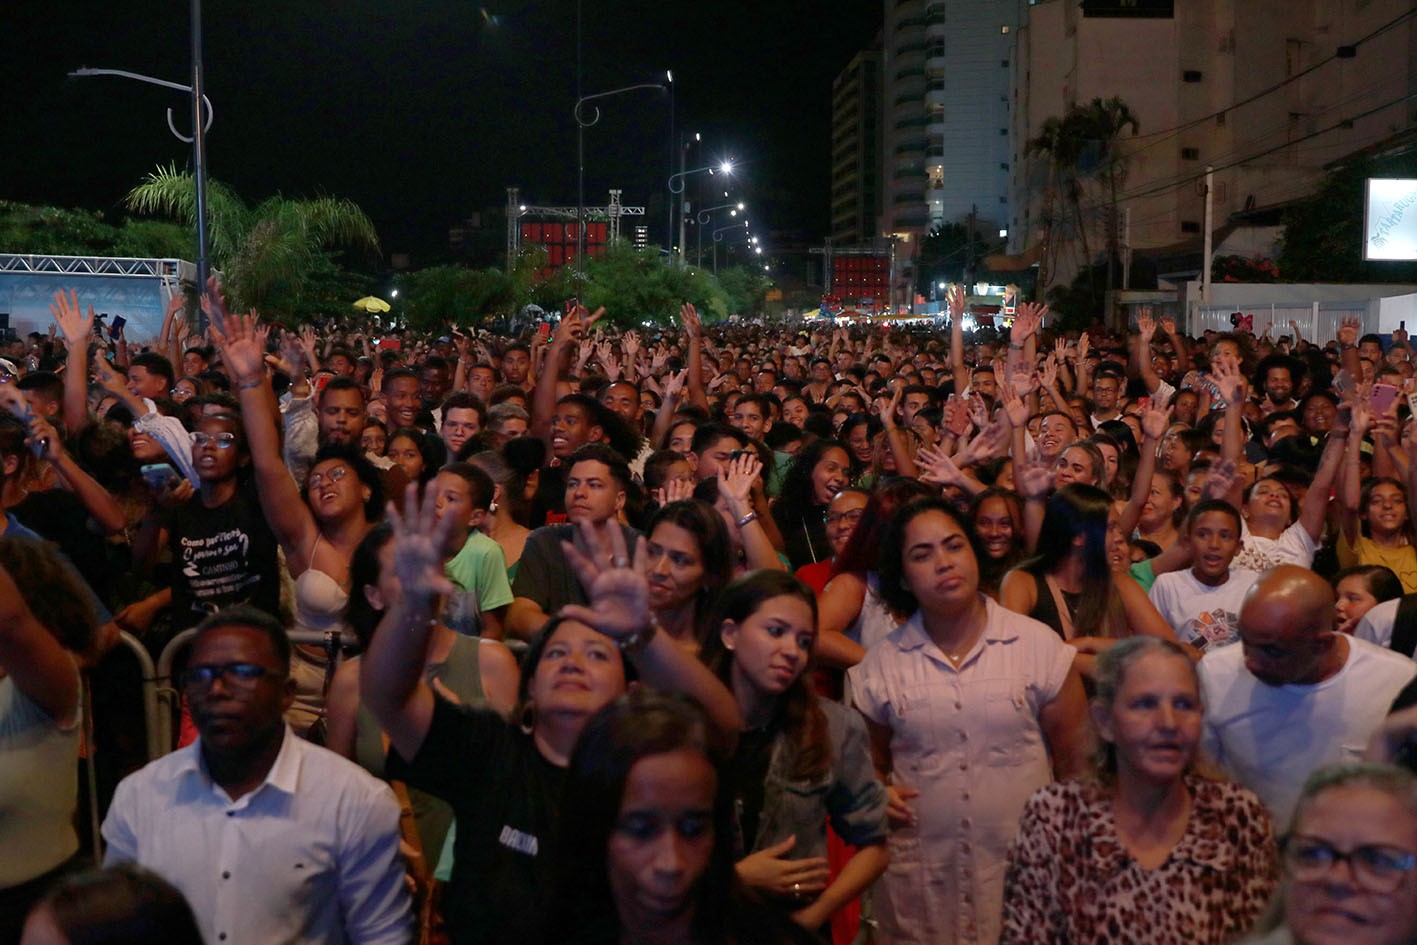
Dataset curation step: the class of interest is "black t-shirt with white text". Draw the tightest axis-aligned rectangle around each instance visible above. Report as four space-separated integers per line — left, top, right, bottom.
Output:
165 479 280 626
387 695 565 945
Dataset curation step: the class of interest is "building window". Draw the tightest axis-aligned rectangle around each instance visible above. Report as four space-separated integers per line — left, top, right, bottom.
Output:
1001 25 1010 33
1181 221 1201 234
1181 147 1200 160
1182 70 1203 82
1000 128 1008 135
1000 162 1009 170
1001 59 1010 67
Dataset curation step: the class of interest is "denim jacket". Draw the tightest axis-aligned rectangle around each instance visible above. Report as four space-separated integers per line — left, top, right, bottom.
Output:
742 699 889 858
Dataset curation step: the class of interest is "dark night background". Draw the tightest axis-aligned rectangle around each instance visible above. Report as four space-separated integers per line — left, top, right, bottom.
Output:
1 2 882 267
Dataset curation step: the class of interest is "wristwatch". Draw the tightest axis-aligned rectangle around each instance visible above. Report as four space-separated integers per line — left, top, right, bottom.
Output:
618 620 660 656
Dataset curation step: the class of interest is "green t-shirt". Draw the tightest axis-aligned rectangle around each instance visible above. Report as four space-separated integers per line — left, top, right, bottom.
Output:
443 531 514 635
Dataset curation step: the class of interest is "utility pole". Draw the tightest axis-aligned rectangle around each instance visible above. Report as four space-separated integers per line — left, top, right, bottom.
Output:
1201 165 1214 304
676 141 688 265
962 204 978 292
1121 208 1132 291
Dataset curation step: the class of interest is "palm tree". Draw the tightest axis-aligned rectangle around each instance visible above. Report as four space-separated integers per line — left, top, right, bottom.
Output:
1081 97 1140 286
125 165 380 317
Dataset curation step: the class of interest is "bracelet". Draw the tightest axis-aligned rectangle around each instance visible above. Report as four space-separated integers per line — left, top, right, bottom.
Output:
618 620 659 656
238 378 263 390
736 510 760 528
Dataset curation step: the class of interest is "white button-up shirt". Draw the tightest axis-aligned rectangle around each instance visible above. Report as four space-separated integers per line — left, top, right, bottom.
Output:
103 727 411 945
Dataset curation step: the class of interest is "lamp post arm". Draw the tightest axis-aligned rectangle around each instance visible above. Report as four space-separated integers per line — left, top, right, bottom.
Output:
70 68 214 142
574 82 667 127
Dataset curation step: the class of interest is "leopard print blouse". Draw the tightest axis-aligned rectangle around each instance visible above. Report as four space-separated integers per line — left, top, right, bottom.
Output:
1001 775 1278 945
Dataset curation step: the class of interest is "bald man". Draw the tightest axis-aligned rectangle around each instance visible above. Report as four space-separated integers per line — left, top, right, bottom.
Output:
1198 565 1417 823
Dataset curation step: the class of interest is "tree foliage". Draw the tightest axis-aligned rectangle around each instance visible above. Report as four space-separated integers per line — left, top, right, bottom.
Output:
125 165 381 318
577 243 726 326
1027 97 1138 285
1278 148 1417 284
396 265 516 331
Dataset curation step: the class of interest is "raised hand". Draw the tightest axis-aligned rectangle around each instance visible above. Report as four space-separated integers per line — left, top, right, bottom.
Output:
1159 314 1177 336
679 301 702 339
1136 311 1157 343
1000 380 1031 429
200 275 234 333
1201 459 1239 500
1011 302 1045 343
957 419 1009 467
1015 457 1054 500
1076 331 1091 363
916 443 966 487
1208 354 1245 404
49 290 95 342
90 356 129 397
622 331 640 361
719 452 763 517
1140 400 1171 441
661 368 688 401
654 476 695 506
882 383 904 429
388 483 457 604
601 352 622 382
209 311 268 385
946 283 966 320
1040 355 1059 391
1337 316 1360 348
558 520 651 642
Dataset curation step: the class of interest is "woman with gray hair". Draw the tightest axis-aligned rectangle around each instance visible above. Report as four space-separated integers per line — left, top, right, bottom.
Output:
1241 762 1417 945
1002 636 1277 945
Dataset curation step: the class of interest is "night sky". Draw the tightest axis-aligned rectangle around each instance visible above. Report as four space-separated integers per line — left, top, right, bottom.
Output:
2 1 882 266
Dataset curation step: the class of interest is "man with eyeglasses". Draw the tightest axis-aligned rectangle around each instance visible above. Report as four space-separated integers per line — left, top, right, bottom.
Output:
1197 565 1417 824
103 605 412 945
124 413 281 635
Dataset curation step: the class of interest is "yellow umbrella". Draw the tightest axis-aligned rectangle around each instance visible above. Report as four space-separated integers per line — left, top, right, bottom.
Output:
353 296 391 314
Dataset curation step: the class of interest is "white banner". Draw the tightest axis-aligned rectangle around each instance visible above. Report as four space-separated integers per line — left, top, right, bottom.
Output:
1364 178 1417 261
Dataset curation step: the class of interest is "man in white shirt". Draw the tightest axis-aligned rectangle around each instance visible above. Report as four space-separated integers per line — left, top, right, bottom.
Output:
102 606 411 945
1198 565 1417 824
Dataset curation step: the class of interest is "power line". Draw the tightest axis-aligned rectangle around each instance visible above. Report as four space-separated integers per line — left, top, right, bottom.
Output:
1119 91 1417 204
1120 7 1415 158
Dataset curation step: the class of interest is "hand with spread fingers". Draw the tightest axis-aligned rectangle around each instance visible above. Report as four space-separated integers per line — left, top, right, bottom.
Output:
558 520 650 643
388 483 457 605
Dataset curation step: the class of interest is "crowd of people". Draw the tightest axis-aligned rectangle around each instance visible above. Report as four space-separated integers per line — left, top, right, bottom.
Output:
2 277 1417 945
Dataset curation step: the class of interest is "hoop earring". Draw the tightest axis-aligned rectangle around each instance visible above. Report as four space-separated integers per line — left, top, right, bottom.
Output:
519 701 536 734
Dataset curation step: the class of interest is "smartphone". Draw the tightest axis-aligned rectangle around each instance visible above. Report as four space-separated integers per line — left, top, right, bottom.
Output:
378 337 402 352
536 322 552 341
1372 383 1401 416
141 463 180 491
108 315 126 340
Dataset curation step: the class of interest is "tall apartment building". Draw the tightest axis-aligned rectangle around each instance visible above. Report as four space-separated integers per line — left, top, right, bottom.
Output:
831 45 883 245
880 0 1025 305
1009 0 1417 290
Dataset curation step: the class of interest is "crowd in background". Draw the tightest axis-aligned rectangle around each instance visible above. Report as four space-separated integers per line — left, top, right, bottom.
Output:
2 280 1417 945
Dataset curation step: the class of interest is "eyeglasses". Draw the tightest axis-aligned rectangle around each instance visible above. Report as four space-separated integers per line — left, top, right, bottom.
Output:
190 431 238 449
179 662 284 692
824 509 865 526
1282 834 1417 893
307 466 350 489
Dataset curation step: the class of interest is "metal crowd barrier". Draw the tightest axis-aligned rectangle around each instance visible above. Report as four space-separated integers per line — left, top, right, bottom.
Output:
110 627 527 764
114 631 167 764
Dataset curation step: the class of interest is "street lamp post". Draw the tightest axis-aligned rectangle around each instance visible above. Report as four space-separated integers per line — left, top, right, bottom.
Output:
669 161 733 264
695 201 744 267
68 60 215 305
575 78 668 266
711 221 749 274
